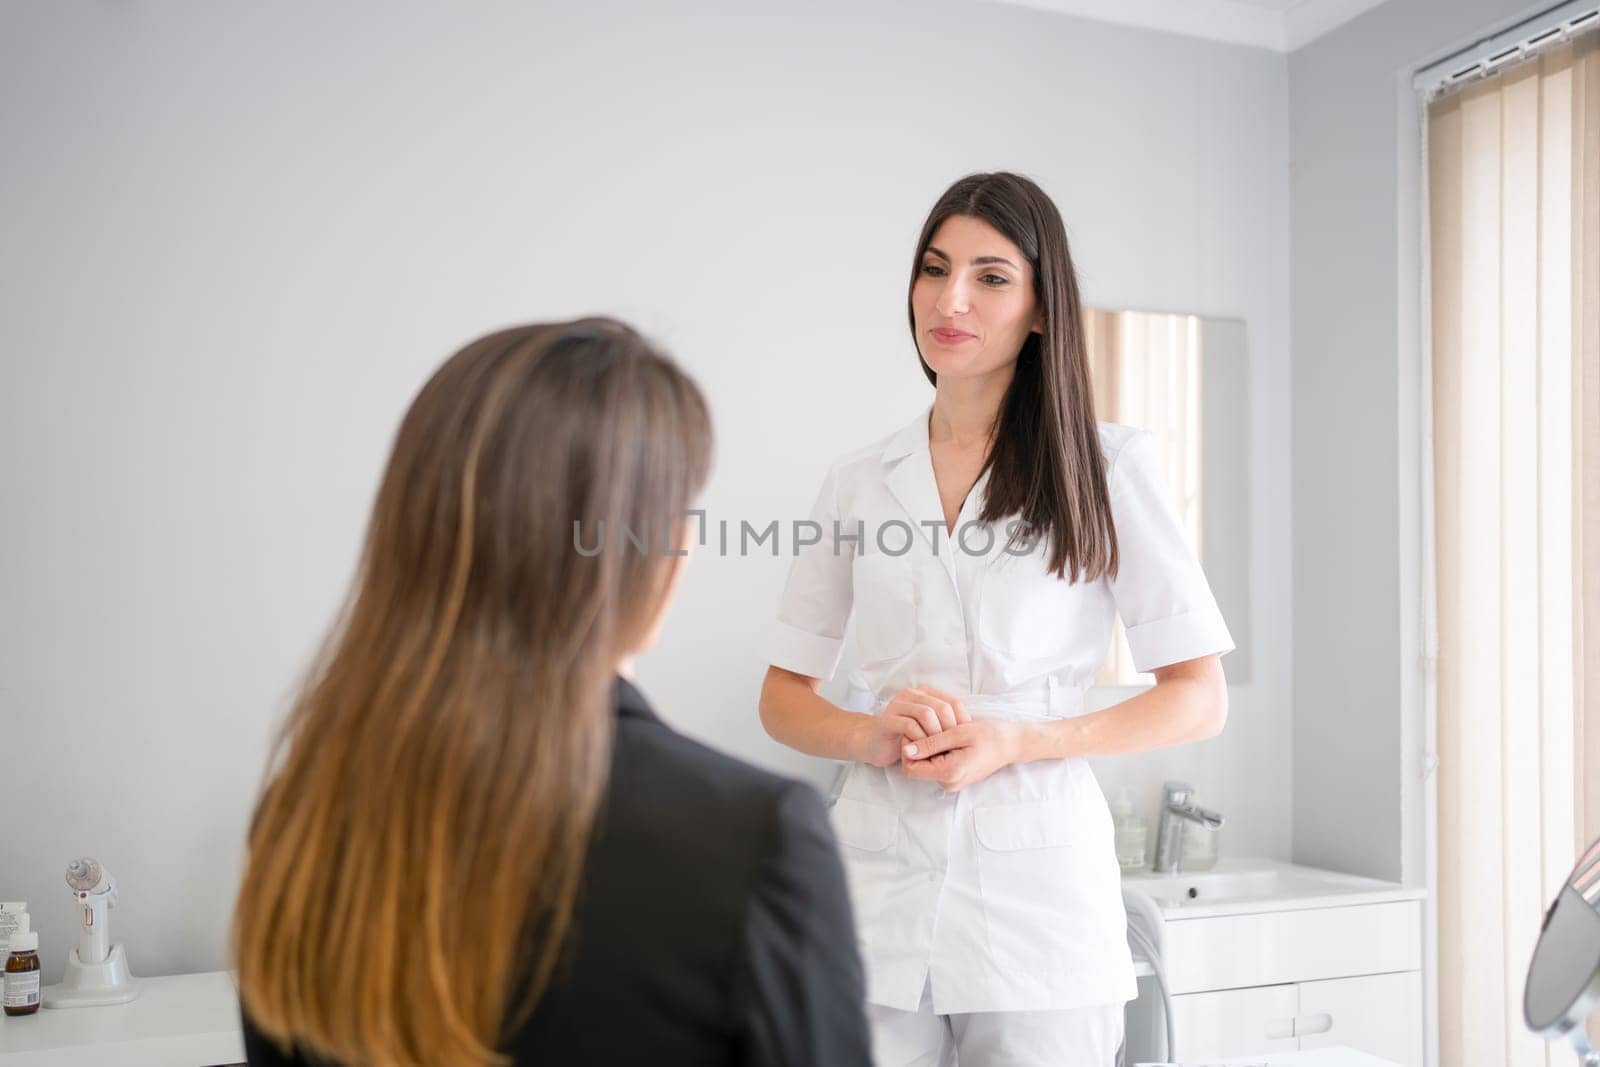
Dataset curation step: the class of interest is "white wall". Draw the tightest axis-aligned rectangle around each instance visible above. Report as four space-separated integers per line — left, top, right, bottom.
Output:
0 0 1292 981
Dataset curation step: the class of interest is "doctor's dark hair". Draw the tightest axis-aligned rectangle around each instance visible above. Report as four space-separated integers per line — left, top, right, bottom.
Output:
907 171 1118 583
231 318 712 1067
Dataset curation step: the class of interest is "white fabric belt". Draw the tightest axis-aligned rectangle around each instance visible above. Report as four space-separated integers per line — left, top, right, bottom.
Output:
843 676 1086 722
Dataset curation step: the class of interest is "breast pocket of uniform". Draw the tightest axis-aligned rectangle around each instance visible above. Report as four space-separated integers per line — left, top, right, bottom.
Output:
850 552 917 663
972 550 1100 668
976 551 1084 662
972 798 1110 976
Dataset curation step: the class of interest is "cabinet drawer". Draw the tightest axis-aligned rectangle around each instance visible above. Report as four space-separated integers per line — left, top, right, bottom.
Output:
1170 985 1299 1062
1163 900 1421 993
1298 970 1423 1066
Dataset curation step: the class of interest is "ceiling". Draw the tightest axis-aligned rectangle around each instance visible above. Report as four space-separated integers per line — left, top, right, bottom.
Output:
981 0 1392 52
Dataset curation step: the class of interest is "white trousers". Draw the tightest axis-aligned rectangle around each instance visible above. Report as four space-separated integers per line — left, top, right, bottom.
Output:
867 975 1125 1067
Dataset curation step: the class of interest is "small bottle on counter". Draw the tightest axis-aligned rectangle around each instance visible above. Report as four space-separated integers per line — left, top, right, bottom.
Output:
4 923 41 1016
1112 786 1150 873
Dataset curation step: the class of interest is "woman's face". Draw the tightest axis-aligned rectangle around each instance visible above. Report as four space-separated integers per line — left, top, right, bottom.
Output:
912 214 1043 381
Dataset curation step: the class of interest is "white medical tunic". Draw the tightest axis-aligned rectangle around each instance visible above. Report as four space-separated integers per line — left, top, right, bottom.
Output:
766 404 1235 1015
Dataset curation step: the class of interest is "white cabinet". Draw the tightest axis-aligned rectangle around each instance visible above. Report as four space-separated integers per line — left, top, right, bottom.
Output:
1168 972 1422 1064
1133 900 1425 1066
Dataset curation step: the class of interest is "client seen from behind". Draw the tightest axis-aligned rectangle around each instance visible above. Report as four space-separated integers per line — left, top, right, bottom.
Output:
232 319 872 1067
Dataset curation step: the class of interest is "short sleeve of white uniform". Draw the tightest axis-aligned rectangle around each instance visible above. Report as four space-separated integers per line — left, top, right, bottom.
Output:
1108 429 1235 673
767 462 854 681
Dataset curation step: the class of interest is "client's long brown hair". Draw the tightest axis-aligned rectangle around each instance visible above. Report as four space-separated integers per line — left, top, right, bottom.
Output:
231 318 713 1067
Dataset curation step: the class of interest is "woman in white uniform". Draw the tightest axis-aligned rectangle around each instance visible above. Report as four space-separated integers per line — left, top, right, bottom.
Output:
758 171 1234 1066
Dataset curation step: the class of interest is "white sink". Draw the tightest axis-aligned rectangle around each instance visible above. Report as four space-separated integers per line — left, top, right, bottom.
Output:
1121 856 1425 918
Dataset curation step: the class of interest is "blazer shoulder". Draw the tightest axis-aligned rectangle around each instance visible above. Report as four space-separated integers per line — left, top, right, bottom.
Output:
613 716 814 830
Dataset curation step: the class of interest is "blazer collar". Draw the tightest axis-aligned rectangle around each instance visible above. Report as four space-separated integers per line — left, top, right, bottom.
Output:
612 673 660 723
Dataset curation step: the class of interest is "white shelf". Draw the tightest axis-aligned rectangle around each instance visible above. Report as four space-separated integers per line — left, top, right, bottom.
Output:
0 970 243 1067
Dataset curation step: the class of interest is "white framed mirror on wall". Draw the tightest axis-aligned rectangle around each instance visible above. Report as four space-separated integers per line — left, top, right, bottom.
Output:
1086 308 1252 686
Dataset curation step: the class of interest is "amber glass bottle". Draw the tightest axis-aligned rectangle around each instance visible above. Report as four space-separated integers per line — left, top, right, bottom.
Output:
4 930 41 1016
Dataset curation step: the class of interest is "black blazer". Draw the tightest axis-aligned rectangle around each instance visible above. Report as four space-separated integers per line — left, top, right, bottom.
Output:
241 674 872 1066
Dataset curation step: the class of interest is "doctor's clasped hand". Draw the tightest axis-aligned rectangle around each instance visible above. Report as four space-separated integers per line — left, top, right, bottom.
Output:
849 683 1027 792
850 684 972 766
899 717 1025 792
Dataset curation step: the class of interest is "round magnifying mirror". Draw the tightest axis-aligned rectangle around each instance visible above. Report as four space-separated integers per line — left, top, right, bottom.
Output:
1526 838 1600 1048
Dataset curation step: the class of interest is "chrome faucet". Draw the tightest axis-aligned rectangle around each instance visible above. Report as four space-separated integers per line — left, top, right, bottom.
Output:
1152 780 1224 874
